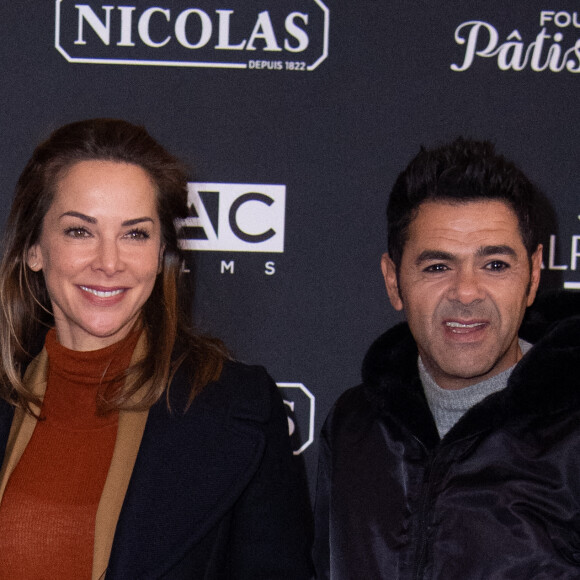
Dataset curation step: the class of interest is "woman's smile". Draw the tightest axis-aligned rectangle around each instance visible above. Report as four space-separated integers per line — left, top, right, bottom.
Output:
79 285 126 298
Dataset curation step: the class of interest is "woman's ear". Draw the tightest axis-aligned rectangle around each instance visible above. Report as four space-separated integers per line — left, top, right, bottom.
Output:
26 245 43 272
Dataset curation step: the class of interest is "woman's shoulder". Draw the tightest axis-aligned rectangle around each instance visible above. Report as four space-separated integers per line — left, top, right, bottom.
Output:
211 360 279 420
169 359 280 422
218 359 275 391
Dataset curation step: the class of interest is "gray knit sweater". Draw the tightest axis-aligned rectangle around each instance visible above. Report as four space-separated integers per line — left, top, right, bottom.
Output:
419 340 533 438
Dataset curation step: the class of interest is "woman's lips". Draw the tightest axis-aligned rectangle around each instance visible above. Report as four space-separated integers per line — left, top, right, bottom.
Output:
80 285 125 298
79 285 127 301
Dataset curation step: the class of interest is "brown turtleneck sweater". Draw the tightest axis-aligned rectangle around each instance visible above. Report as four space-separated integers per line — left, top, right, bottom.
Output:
0 328 139 579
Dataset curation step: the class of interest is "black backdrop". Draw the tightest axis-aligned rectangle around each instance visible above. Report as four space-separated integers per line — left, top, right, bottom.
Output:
1 0 579 491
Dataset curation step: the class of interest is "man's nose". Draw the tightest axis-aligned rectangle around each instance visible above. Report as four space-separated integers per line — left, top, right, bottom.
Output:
448 268 484 305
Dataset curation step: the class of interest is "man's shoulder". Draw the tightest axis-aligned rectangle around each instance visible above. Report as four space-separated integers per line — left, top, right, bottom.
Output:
360 322 417 386
323 323 420 436
509 313 580 416
319 384 382 452
328 383 372 422
520 289 580 342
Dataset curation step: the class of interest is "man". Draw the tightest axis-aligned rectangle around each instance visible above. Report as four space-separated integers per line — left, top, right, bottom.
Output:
314 138 580 579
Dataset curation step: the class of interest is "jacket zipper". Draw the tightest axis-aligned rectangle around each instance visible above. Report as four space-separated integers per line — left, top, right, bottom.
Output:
412 451 437 580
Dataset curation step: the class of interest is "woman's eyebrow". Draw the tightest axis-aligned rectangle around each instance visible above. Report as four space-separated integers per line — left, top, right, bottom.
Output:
58 212 153 227
122 217 154 227
59 211 96 223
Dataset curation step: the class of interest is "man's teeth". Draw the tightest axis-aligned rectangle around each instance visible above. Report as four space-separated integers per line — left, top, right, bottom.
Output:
80 286 124 298
446 322 484 328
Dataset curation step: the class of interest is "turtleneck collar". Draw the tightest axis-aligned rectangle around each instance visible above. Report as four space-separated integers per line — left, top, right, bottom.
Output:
42 328 140 428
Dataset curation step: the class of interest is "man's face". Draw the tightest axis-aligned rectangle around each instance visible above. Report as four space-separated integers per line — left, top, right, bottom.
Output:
381 200 542 390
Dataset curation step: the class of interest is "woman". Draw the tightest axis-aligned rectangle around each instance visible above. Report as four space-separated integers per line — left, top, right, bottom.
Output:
0 119 312 579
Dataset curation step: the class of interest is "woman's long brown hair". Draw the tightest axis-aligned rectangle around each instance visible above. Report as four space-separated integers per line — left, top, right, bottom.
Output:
0 118 227 414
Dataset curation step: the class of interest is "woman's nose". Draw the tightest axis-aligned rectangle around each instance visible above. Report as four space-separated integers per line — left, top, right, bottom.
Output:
91 238 124 275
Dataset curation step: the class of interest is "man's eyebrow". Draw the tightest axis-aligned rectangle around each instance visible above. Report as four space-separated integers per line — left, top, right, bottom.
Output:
476 245 517 258
415 250 455 265
58 212 154 227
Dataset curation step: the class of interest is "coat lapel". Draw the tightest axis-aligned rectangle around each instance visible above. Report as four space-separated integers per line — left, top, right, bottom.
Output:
0 337 151 580
92 334 150 579
105 363 269 578
0 349 47 502
92 407 148 579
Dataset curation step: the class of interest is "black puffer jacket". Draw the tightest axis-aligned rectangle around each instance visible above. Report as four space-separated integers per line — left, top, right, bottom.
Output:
314 298 580 579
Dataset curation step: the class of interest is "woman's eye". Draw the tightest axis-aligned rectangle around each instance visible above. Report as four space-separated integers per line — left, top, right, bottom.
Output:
64 227 90 238
125 229 150 240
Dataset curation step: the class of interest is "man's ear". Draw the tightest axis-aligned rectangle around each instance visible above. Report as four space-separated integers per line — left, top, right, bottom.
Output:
526 244 543 307
381 253 403 311
26 245 43 272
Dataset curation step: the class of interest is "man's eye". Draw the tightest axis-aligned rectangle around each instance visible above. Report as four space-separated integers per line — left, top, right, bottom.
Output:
424 264 448 272
64 227 90 238
485 260 509 271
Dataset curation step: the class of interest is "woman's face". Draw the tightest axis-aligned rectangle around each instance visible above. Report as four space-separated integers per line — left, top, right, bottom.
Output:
27 160 164 351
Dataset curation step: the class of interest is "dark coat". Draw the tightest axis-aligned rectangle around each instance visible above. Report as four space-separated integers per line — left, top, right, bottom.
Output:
314 307 580 579
0 360 313 579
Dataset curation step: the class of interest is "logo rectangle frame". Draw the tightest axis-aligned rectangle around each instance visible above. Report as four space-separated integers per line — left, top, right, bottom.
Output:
179 182 286 253
54 0 329 71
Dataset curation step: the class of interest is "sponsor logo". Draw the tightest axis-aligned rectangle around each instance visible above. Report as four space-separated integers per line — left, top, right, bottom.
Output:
544 214 580 290
452 10 580 72
277 383 315 455
55 0 329 71
178 182 285 253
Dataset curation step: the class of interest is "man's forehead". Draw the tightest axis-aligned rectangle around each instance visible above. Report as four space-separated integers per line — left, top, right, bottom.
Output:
414 197 516 216
404 199 525 252
410 199 518 231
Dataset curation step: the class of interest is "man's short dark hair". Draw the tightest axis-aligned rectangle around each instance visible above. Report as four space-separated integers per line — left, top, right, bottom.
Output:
387 137 543 271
